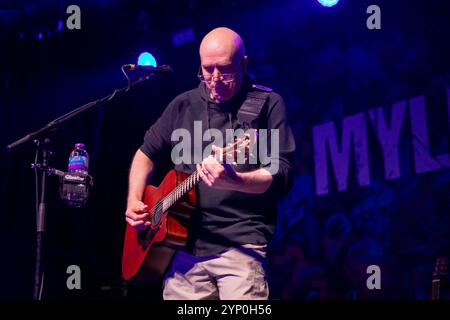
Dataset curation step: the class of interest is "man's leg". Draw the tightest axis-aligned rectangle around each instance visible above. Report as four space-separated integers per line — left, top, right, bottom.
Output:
163 250 219 300
207 244 269 300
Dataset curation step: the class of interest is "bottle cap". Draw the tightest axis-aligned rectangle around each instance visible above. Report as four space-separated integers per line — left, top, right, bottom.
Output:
75 143 85 150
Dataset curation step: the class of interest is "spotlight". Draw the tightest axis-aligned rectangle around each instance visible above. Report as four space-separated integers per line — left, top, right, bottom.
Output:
137 52 157 67
317 0 339 7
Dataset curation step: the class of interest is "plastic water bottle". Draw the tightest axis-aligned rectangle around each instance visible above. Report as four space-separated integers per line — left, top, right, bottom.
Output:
68 143 89 174
63 143 90 208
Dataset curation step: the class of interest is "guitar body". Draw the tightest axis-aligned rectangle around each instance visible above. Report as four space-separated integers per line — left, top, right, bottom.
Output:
122 169 196 285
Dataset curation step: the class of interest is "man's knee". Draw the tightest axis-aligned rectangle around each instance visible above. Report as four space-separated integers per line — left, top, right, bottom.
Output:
218 260 269 300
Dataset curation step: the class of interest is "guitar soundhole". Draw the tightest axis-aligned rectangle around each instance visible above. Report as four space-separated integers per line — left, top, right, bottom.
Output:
151 203 164 227
137 228 158 249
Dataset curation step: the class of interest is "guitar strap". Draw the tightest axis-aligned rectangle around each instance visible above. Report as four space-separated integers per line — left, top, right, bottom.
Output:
237 84 272 130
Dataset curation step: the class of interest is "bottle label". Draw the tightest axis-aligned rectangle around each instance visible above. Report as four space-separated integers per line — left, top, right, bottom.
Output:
69 156 88 172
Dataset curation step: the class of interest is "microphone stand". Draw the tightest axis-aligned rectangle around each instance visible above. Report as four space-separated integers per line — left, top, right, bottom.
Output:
6 74 155 300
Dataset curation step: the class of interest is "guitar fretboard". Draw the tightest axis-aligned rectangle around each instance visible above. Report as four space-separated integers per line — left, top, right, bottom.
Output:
149 134 251 224
150 170 201 225
162 170 201 211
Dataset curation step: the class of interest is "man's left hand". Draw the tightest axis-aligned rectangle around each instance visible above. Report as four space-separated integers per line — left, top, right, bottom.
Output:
197 145 244 190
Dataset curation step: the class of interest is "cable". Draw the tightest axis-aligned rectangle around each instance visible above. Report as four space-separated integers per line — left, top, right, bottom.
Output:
121 65 132 92
34 142 40 223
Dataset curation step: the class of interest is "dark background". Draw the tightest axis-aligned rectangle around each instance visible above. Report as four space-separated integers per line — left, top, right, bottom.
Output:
0 0 449 299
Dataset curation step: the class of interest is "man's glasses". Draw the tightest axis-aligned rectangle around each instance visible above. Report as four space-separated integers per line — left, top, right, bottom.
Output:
197 71 237 84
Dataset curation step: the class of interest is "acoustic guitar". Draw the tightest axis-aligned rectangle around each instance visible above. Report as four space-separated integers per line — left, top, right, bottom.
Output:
122 132 255 284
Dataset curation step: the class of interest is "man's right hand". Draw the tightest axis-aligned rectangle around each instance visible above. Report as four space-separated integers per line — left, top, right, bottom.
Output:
125 200 151 230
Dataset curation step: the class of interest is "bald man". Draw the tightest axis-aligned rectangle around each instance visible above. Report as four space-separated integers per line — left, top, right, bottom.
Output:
125 27 295 299
199 27 246 104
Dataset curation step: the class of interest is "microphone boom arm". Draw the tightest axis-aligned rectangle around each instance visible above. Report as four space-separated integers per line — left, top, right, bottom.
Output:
6 74 155 151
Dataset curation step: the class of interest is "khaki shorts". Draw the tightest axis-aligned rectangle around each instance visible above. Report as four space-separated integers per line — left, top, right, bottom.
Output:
163 244 269 300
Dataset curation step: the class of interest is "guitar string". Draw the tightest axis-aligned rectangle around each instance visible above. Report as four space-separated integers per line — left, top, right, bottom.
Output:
148 135 250 224
150 170 201 224
150 141 243 219
151 171 199 222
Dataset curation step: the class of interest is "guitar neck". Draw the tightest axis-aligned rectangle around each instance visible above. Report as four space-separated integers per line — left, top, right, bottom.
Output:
431 256 448 300
161 170 201 212
431 279 440 300
157 135 249 212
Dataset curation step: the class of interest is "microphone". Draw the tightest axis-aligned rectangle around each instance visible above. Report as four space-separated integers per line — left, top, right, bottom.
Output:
123 64 173 76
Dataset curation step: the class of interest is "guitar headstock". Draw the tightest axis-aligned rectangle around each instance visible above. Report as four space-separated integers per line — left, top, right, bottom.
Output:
218 129 257 165
433 256 449 279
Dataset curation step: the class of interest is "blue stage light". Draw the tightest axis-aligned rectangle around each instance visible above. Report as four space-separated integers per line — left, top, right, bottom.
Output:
137 52 157 67
318 0 339 7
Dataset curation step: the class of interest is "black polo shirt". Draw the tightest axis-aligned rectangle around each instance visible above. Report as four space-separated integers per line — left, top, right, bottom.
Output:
140 76 295 256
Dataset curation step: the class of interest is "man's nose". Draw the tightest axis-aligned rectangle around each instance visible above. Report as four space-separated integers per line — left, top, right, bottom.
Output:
211 68 222 81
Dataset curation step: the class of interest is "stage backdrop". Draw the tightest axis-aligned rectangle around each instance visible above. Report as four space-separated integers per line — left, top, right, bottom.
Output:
0 0 449 299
